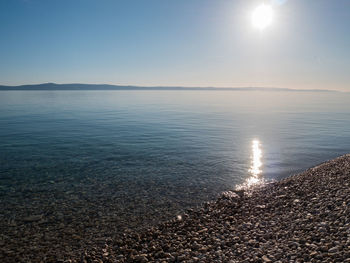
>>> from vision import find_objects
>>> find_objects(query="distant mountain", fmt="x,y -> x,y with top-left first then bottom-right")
0,83 -> 337,92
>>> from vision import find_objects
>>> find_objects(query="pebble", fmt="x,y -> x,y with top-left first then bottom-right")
262,255 -> 272,262
328,246 -> 339,253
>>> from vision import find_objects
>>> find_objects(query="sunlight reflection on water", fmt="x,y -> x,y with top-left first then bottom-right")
236,139 -> 265,190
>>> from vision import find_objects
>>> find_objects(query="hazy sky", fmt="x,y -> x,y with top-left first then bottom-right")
1,0 -> 349,90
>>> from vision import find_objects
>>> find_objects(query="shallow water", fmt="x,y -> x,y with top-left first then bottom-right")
1,90 -> 350,231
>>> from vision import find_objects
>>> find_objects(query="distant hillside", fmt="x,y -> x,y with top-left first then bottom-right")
0,83 -> 337,92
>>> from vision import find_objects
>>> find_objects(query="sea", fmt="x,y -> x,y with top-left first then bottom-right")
1,90 -> 350,233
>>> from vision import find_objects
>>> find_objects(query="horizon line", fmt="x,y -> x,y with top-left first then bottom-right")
0,82 -> 344,93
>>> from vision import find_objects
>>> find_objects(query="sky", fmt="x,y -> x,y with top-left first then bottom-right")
0,0 -> 349,91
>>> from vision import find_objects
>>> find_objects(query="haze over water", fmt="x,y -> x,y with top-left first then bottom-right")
1,90 -> 349,230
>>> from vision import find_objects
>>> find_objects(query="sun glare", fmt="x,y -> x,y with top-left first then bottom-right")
252,4 -> 274,30
236,139 -> 264,191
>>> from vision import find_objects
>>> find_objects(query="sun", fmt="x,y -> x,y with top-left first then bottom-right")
252,4 -> 274,30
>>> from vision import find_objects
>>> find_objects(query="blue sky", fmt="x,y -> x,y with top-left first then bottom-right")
0,0 -> 349,90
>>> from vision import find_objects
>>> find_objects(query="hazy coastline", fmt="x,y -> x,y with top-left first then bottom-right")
0,83 -> 339,92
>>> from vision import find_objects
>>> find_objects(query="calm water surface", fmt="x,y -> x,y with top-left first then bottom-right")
1,90 -> 350,231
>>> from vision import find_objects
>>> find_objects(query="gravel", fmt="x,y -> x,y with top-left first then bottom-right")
83,154 -> 350,262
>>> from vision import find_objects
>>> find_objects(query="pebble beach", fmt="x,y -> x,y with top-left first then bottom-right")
1,154 -> 350,262
84,154 -> 350,263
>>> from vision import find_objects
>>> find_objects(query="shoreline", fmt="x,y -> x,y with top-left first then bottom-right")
1,154 -> 349,262
82,154 -> 350,262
